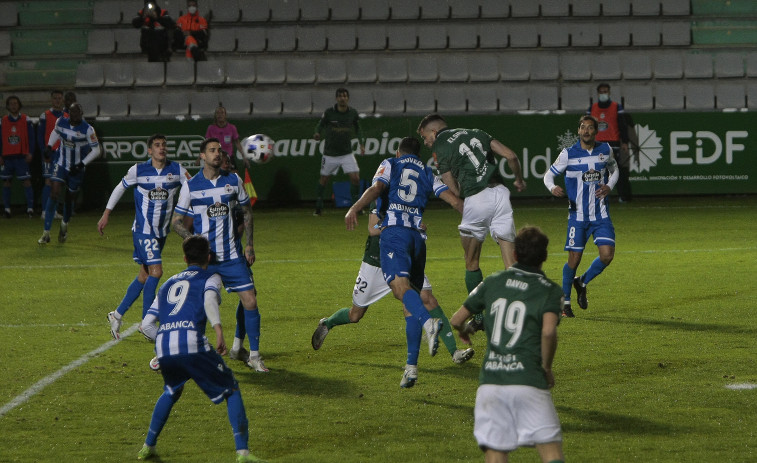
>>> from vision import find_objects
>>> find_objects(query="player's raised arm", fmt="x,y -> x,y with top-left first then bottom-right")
491,139 -> 526,192
345,181 -> 385,230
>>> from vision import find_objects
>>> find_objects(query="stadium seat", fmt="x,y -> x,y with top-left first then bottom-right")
540,23 -> 570,47
621,84 -> 654,111
373,88 -> 405,115
75,63 -> 105,88
0,32 -> 10,57
329,0 -> 360,20
573,2 -> 601,16
662,0 -> 690,15
509,23 -> 539,48
468,54 -> 500,82
266,27 -> 296,52
570,23 -> 601,47
226,59 -> 255,84
114,28 -> 142,54
684,53 -> 713,78
377,57 -> 408,83
93,1 -> 121,25
417,24 -> 448,49
450,0 -> 479,18
87,29 -> 115,54
407,55 -> 438,82
467,86 -> 498,112
128,92 -> 160,117
479,22 -> 509,48
602,0 -> 631,16
104,62 -> 135,87
327,25 -> 357,51
746,52 -> 757,77
747,84 -> 757,109
631,0 -> 660,15
255,58 -> 286,84
286,59 -> 316,84
346,57 -> 377,83
685,83 -> 715,110
360,0 -> 390,20
560,54 -> 592,81
159,92 -> 190,116
281,90 -> 313,116
542,0 -> 570,16
510,0 -> 540,17
252,92 -> 282,115
715,53 -> 745,78
0,1 -> 17,26
499,54 -> 530,81
357,25 -> 387,50
386,24 -> 417,50
76,93 -> 99,118
190,92 -> 221,115
498,85 -> 530,111
388,0 -> 419,19
419,0 -> 450,19
120,0 -> 144,24
600,22 -> 631,46
530,86 -> 559,110
662,22 -> 691,46
166,61 -> 195,85
631,21 -> 662,46
196,61 -> 226,85
207,28 -> 236,52
561,85 -> 591,111
235,28 -> 266,52
715,83 -> 746,109
652,53 -> 684,79
312,89 -> 337,113
591,54 -> 622,80
347,91 -> 374,113
296,25 -> 327,51
438,54 -> 468,82
209,0 -> 241,22
436,89 -> 467,113
654,83 -> 684,110
622,54 -> 652,79
530,54 -> 560,80
269,0 -> 299,21
134,62 -> 165,86
405,88 -> 436,114
300,0 -> 329,21
448,24 -> 479,49
480,0 -> 509,18
315,57 -> 347,83
239,0 -> 270,21
218,89 -> 251,116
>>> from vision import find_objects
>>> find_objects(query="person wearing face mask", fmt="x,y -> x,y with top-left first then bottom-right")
175,0 -> 208,61
587,83 -> 631,202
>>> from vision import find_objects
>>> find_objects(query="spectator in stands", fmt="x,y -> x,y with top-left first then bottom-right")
64,91 -> 77,108
175,0 -> 208,61
37,89 -> 67,220
587,83 -> 631,202
205,105 -> 248,169
133,1 -> 175,62
0,96 -> 35,218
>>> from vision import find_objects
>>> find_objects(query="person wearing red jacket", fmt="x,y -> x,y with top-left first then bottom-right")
0,96 -> 35,218
587,83 -> 631,202
175,0 -> 208,61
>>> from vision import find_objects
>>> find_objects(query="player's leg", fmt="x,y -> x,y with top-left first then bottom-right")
1,168 -> 11,216
140,360 -> 187,459
344,156 -> 361,206
484,450 -> 509,463
535,442 -> 564,463
574,221 -> 615,309
421,284 -> 473,363
401,307 -> 421,388
21,177 -> 34,217
39,176 -> 64,243
143,263 -> 163,318
238,289 -> 269,372
561,219 -> 588,316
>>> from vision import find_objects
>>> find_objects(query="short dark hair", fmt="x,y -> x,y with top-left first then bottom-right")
335,87 -> 349,97
183,235 -> 210,266
579,115 -> 598,131
5,95 -> 21,110
51,90 -> 63,97
147,133 -> 167,148
201,137 -> 220,153
64,91 -> 77,103
596,83 -> 610,92
514,226 -> 549,268
417,114 -> 446,132
398,137 -> 421,156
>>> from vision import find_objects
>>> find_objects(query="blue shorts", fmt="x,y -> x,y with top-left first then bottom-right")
379,226 -> 426,290
132,233 -> 167,266
208,256 -> 255,293
159,351 -> 239,404
565,217 -> 615,252
42,160 -> 54,178
50,162 -> 85,192
0,155 -> 31,180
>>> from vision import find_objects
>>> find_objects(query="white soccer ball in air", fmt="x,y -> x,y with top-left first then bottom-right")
243,134 -> 275,164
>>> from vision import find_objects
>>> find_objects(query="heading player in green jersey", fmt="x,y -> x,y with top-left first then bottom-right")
451,226 -> 564,463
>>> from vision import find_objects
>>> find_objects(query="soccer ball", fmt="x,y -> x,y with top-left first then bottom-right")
243,134 -> 275,164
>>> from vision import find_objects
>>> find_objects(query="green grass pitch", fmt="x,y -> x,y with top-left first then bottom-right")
1,195 -> 756,462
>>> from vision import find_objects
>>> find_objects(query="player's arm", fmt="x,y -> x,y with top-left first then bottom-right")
450,305 -> 474,345
541,311 -> 559,388
543,148 -> 568,197
367,210 -> 381,236
346,181 -> 385,231
597,148 -> 620,199
172,211 -> 192,239
98,167 -> 136,234
241,201 -> 255,266
440,171 -> 460,197
354,113 -> 365,154
491,139 -> 526,192
438,188 -> 463,214
204,288 -> 226,355
313,112 -> 326,140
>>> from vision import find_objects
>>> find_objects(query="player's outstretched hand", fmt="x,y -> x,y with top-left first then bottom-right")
514,178 -> 527,192
595,184 -> 611,199
544,368 -> 555,388
244,246 -> 255,266
550,186 -> 565,197
97,214 -> 109,235
69,161 -> 85,176
345,209 -> 358,230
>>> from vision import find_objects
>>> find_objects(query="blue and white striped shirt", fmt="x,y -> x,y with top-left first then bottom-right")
48,117 -> 99,170
122,160 -> 188,238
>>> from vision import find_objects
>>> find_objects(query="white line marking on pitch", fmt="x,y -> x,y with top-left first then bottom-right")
0,323 -> 140,418
0,323 -> 92,328
724,383 -> 757,390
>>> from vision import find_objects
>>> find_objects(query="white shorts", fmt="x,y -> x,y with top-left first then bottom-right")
320,154 -> 360,177
352,262 -> 432,308
474,384 -> 562,452
458,184 -> 515,243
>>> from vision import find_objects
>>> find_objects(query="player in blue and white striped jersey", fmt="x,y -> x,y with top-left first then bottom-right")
543,115 -> 619,318
98,134 -> 190,340
345,137 -> 463,386
172,138 -> 269,373
137,235 -> 264,463
38,103 -> 100,245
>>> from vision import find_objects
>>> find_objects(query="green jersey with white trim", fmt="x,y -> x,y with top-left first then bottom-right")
314,105 -> 364,157
433,127 -> 501,198
463,263 -> 563,389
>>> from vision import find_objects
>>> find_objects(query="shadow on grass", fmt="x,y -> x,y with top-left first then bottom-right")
557,405 -> 691,435
235,367 -> 355,397
588,316 -> 757,336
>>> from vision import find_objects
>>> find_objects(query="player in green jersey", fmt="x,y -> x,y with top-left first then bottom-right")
451,226 -> 564,463
313,88 -> 365,216
417,114 -> 526,333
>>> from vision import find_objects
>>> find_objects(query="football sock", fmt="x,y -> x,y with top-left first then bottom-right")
63,199 -> 73,223
23,185 -> 33,210
41,185 -> 50,213
582,257 -> 608,285
562,263 -> 577,301
232,337 -> 243,352
43,198 -> 57,230
2,186 -> 10,210
316,183 -> 325,209
402,290 -> 430,324
429,306 -> 457,356
325,307 -> 352,329
350,182 -> 360,205
142,276 -> 160,319
235,302 -> 246,340
404,315 -> 421,366
244,308 -> 261,351
145,389 -> 181,447
116,277 -> 145,316
464,269 -> 483,294
226,390 -> 250,451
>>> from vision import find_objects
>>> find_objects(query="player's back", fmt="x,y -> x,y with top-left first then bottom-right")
380,154 -> 445,230
433,128 -> 497,198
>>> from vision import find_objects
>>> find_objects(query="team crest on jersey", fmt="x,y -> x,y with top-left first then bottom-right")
224,184 -> 233,194
598,153 -> 606,162
207,202 -> 229,218
582,169 -> 601,184
166,173 -> 175,182
148,187 -> 169,201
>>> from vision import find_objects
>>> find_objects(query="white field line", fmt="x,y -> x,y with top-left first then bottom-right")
0,323 -> 140,418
